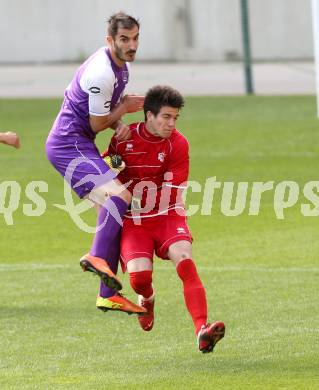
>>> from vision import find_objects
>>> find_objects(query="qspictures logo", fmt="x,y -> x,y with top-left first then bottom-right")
1,178 -> 318,229
0,158 -> 318,231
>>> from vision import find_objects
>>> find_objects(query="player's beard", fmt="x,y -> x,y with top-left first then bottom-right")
114,43 -> 136,63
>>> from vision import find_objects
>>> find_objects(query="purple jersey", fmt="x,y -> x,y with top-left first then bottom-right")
50,47 -> 130,141
46,47 -> 129,198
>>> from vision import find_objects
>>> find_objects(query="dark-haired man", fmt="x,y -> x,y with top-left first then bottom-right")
103,85 -> 225,353
46,12 -> 145,315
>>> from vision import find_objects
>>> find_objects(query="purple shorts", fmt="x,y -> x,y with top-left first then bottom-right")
45,135 -> 116,198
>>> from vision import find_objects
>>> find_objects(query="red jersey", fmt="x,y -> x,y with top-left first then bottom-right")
107,122 -> 189,218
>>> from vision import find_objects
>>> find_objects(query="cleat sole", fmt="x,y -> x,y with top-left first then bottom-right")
97,306 -> 138,315
80,259 -> 122,291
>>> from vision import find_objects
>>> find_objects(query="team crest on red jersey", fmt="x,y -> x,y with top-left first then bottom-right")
158,152 -> 166,162
126,143 -> 133,151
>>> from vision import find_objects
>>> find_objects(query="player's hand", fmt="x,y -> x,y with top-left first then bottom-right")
2,132 -> 20,148
122,94 -> 145,113
114,122 -> 131,140
104,154 -> 126,173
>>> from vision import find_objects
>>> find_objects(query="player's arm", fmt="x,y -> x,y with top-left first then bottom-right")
89,95 -> 144,134
166,137 -> 189,186
0,132 -> 20,149
80,65 -> 144,136
162,137 -> 189,207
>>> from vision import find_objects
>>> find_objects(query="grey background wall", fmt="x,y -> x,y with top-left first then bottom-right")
0,0 -> 314,63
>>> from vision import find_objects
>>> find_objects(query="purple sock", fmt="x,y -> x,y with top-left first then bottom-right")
90,196 -> 128,298
99,233 -> 121,298
90,195 -> 127,260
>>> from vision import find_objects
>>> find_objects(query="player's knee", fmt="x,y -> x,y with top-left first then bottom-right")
89,181 -> 131,204
107,182 -> 131,203
180,251 -> 192,261
168,240 -> 192,265
119,188 -> 131,204
172,253 -> 192,268
127,257 -> 152,273
170,250 -> 192,267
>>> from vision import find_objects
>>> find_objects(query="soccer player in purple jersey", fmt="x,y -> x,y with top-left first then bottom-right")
46,12 -> 146,315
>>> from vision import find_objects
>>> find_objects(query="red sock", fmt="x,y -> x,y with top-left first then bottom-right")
129,271 -> 153,299
176,259 -> 207,334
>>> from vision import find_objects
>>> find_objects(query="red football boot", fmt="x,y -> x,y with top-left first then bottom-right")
137,294 -> 155,331
197,321 -> 225,353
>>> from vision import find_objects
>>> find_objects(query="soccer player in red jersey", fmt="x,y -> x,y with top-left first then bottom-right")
103,85 -> 225,353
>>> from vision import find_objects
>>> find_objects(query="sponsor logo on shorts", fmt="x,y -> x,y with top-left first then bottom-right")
177,227 -> 186,234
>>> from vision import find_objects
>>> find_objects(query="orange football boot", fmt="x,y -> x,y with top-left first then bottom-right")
80,254 -> 122,291
96,294 -> 147,315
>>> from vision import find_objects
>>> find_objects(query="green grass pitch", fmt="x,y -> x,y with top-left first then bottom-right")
0,96 -> 318,389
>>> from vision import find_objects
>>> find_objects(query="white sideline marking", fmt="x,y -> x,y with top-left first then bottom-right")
0,264 -> 318,273
0,264 -> 73,271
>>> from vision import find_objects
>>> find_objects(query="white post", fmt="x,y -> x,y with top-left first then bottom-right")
312,0 -> 319,117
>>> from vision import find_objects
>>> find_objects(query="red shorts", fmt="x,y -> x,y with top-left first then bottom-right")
120,214 -> 192,270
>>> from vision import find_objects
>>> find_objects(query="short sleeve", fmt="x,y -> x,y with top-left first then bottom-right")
167,135 -> 189,186
80,61 -> 115,116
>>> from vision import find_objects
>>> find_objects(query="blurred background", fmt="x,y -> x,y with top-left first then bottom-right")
1,3 -> 319,388
0,0 -> 316,96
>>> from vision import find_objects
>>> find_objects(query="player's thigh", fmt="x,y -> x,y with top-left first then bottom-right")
167,240 -> 193,267
155,215 -> 192,260
46,137 -> 118,199
88,178 -> 131,205
120,219 -> 155,272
